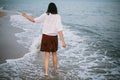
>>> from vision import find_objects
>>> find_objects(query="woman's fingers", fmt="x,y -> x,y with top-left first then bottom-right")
62,42 -> 66,48
22,13 -> 26,17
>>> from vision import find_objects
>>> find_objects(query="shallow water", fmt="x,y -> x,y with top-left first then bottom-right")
0,0 -> 120,80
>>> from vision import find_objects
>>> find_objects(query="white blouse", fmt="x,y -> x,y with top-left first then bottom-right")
34,13 -> 63,36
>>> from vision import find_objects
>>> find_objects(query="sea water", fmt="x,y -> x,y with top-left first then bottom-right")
0,0 -> 120,80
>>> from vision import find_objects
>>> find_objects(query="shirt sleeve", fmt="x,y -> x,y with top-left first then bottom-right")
34,13 -> 46,23
57,15 -> 63,32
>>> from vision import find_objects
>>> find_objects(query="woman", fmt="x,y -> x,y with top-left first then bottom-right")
22,2 -> 66,76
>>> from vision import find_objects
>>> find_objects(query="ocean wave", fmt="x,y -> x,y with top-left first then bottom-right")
63,22 -> 101,36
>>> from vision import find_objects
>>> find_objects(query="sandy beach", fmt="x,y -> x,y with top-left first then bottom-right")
0,11 -> 28,64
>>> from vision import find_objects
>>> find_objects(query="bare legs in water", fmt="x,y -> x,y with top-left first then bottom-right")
44,52 -> 58,76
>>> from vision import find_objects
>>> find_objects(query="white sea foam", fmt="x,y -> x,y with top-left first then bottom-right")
10,14 -> 42,48
8,13 -> 97,79
9,14 -> 110,79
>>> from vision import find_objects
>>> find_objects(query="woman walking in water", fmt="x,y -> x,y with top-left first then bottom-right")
22,2 -> 66,76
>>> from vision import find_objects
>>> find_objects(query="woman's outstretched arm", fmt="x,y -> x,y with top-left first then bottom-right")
22,13 -> 35,23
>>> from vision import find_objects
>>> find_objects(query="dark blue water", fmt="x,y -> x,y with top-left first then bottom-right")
0,0 -> 120,80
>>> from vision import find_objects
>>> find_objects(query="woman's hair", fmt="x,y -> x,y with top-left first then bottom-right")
46,2 -> 58,15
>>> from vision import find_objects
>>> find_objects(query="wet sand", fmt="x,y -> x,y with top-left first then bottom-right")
0,11 -> 28,64
0,11 -> 6,17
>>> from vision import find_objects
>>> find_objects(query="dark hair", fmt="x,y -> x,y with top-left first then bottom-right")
46,2 -> 58,15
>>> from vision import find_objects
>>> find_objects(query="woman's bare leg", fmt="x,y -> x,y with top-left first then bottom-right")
44,52 -> 50,75
52,52 -> 58,71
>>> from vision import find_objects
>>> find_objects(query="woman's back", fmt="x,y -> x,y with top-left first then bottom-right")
43,13 -> 62,35
35,13 -> 63,36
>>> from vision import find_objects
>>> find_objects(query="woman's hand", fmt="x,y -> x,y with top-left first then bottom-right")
62,41 -> 66,48
22,13 -> 27,17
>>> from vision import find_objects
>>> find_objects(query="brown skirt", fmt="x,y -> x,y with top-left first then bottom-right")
40,34 -> 58,52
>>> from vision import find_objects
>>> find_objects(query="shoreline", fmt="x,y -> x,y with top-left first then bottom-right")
0,11 -> 29,64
